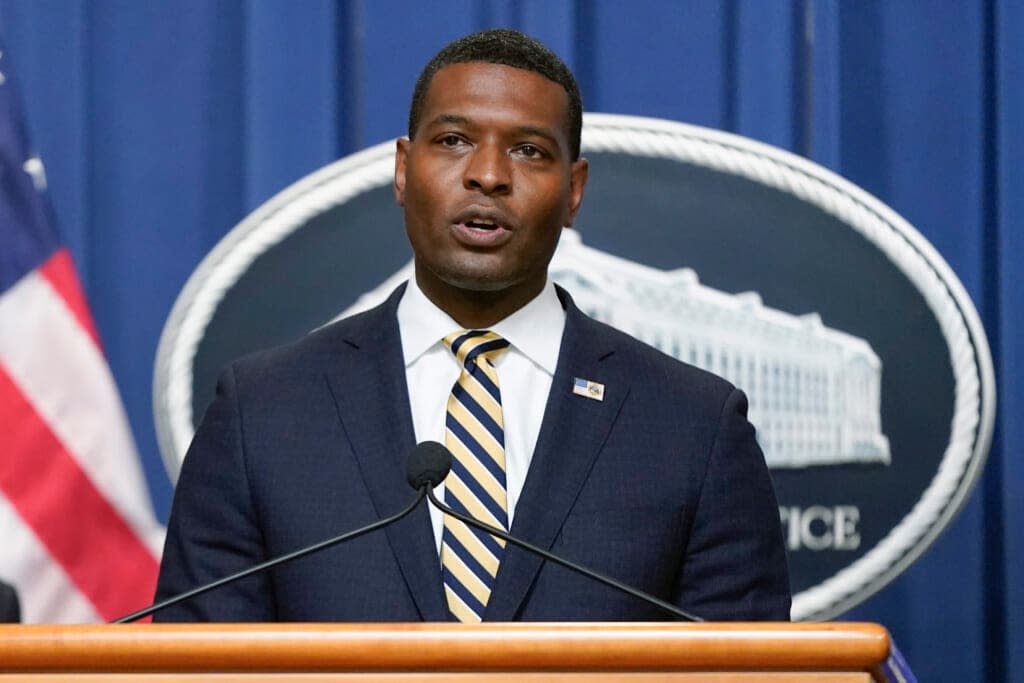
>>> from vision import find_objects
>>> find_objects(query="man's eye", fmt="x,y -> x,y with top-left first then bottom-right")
440,135 -> 464,147
518,144 -> 543,158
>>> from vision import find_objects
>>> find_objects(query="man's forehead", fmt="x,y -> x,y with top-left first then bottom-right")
417,62 -> 571,132
425,61 -> 564,95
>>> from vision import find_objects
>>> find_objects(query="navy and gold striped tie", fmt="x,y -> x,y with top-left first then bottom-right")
441,330 -> 511,622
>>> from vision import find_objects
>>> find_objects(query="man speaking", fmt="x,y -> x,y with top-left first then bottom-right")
154,29 -> 790,622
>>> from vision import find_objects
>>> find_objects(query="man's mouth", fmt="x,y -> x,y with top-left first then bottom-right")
453,206 -> 511,232
451,210 -> 513,247
464,218 -> 500,230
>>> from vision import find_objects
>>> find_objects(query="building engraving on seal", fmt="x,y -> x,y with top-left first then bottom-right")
340,229 -> 891,470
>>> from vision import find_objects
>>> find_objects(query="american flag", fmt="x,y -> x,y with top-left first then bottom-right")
0,43 -> 163,622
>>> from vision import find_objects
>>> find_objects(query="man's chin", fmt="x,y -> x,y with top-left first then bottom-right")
444,273 -> 516,292
417,263 -> 542,297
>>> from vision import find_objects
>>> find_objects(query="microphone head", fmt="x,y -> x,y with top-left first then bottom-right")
407,441 -> 452,490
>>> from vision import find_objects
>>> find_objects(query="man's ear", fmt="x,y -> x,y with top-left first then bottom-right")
394,138 -> 410,206
564,157 -> 589,227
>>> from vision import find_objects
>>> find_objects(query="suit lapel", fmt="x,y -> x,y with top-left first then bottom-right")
324,285 -> 448,621
486,293 -> 631,620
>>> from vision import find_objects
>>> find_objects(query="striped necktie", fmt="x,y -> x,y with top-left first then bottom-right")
441,329 -> 511,622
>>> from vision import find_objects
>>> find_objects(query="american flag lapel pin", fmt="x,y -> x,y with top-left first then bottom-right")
572,377 -> 605,401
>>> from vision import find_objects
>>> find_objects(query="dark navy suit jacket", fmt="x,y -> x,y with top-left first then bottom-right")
0,580 -> 20,623
154,286 -> 790,622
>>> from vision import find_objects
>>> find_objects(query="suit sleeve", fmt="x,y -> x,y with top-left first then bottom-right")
674,387 -> 791,621
0,580 -> 20,623
153,364 -> 276,621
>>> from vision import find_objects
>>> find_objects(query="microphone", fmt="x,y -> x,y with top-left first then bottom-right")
115,443 -> 450,623
420,442 -> 702,622
406,440 -> 453,490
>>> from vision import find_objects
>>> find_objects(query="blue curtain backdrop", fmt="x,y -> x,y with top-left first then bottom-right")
1,1 -> 1019,679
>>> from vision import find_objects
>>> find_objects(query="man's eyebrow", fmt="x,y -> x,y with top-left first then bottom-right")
423,116 -> 562,148
425,117 -> 556,138
515,125 -> 558,143
427,114 -> 470,127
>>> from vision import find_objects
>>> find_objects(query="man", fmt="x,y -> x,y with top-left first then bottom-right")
154,29 -> 790,622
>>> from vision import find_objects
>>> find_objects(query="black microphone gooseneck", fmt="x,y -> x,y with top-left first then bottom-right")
114,443 -> 452,623
420,442 -> 702,623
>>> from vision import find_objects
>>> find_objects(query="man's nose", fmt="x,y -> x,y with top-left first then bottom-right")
464,144 -> 511,195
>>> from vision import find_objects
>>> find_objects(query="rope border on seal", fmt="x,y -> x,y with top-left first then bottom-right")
152,113 -> 996,622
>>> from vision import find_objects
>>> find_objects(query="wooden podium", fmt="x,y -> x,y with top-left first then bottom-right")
0,622 -> 891,681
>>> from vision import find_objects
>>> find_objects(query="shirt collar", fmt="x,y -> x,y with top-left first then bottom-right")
397,277 -> 565,375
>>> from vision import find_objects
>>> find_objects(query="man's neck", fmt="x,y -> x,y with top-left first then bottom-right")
415,272 -> 546,329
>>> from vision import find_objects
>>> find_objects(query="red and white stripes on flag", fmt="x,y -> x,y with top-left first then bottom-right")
1,43 -> 164,622
0,250 -> 164,622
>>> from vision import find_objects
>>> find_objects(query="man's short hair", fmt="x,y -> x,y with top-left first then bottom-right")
408,28 -> 584,160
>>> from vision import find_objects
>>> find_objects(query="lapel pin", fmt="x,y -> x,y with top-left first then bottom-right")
573,377 -> 605,401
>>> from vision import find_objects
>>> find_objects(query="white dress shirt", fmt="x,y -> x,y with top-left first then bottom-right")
396,277 -> 566,553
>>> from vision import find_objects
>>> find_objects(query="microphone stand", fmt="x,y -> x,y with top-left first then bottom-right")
116,486 -> 430,623
426,488 -> 702,622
